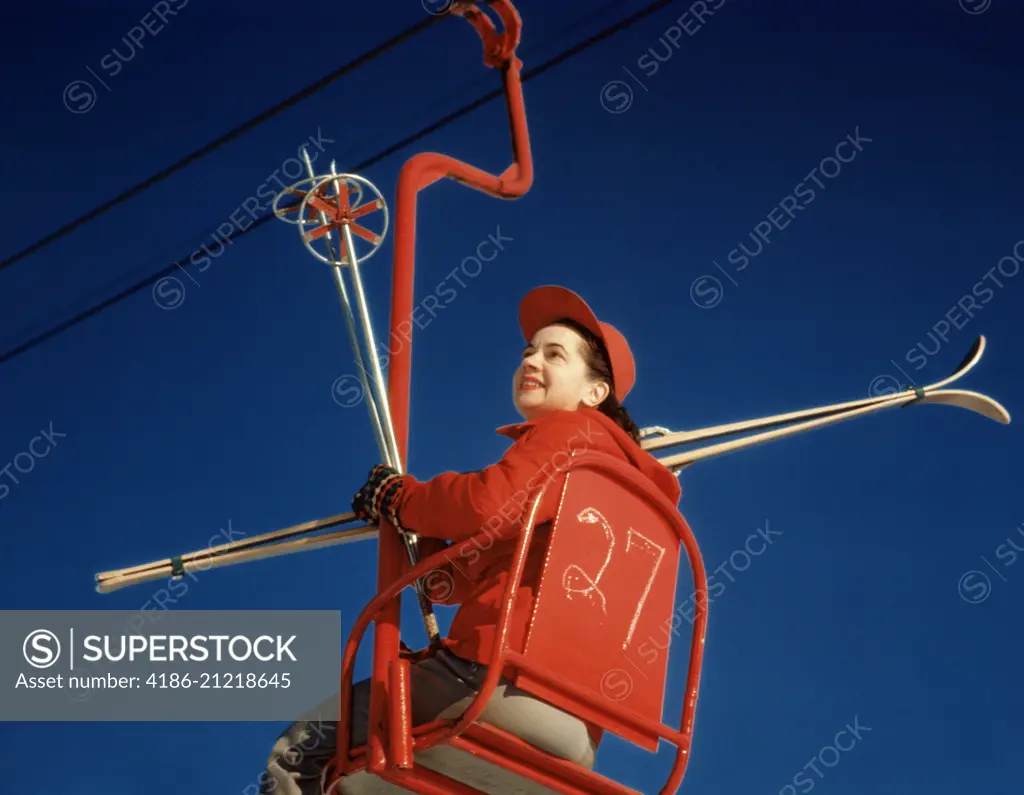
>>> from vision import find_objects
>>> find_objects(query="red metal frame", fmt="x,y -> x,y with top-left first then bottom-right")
368,0 -> 534,781
326,452 -> 709,794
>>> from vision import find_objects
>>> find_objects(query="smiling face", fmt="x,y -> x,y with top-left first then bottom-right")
512,323 -> 611,421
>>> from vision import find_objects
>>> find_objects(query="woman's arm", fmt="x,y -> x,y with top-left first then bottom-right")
395,410 -> 604,544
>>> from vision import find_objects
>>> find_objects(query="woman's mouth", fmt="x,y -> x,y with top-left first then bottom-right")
519,376 -> 543,391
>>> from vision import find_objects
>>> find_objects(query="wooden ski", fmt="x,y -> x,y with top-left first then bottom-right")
640,336 -> 991,454
658,387 -> 1008,472
94,337 -> 1009,594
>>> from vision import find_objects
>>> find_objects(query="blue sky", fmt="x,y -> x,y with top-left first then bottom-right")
1,0 -> 1022,793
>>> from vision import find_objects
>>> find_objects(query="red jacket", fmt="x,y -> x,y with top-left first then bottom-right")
394,408 -> 681,743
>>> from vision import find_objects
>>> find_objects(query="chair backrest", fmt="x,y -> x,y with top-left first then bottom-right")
511,451 -> 703,753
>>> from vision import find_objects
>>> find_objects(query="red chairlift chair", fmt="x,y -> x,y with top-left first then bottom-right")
323,2 -> 708,791
325,450 -> 709,794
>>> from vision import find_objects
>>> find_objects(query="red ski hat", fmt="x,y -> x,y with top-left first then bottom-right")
518,285 -> 636,402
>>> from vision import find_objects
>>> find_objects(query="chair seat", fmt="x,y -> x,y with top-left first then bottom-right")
339,743 -> 565,795
338,721 -> 637,795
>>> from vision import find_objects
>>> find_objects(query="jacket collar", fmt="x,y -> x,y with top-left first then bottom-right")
495,407 -> 602,441
495,419 -> 537,441
496,409 -> 683,506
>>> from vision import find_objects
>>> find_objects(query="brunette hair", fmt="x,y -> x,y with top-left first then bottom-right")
555,317 -> 643,445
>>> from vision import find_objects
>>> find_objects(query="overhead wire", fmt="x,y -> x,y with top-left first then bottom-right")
0,0 -> 621,360
0,12 -> 445,274
0,6 -> 528,359
0,0 -> 678,368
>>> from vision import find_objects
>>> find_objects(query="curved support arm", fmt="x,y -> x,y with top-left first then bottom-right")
371,0 -> 535,777
387,0 -> 532,465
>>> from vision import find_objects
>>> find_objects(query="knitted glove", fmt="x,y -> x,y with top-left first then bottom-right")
352,464 -> 405,529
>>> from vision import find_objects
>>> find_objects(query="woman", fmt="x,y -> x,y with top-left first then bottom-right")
259,285 -> 681,794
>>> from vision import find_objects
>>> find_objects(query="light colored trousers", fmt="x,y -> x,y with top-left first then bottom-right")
257,649 -> 597,795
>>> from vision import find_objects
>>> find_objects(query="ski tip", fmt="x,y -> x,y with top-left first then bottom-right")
968,392 -> 1010,424
986,399 -> 1012,425
949,336 -> 985,377
918,388 -> 1010,425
